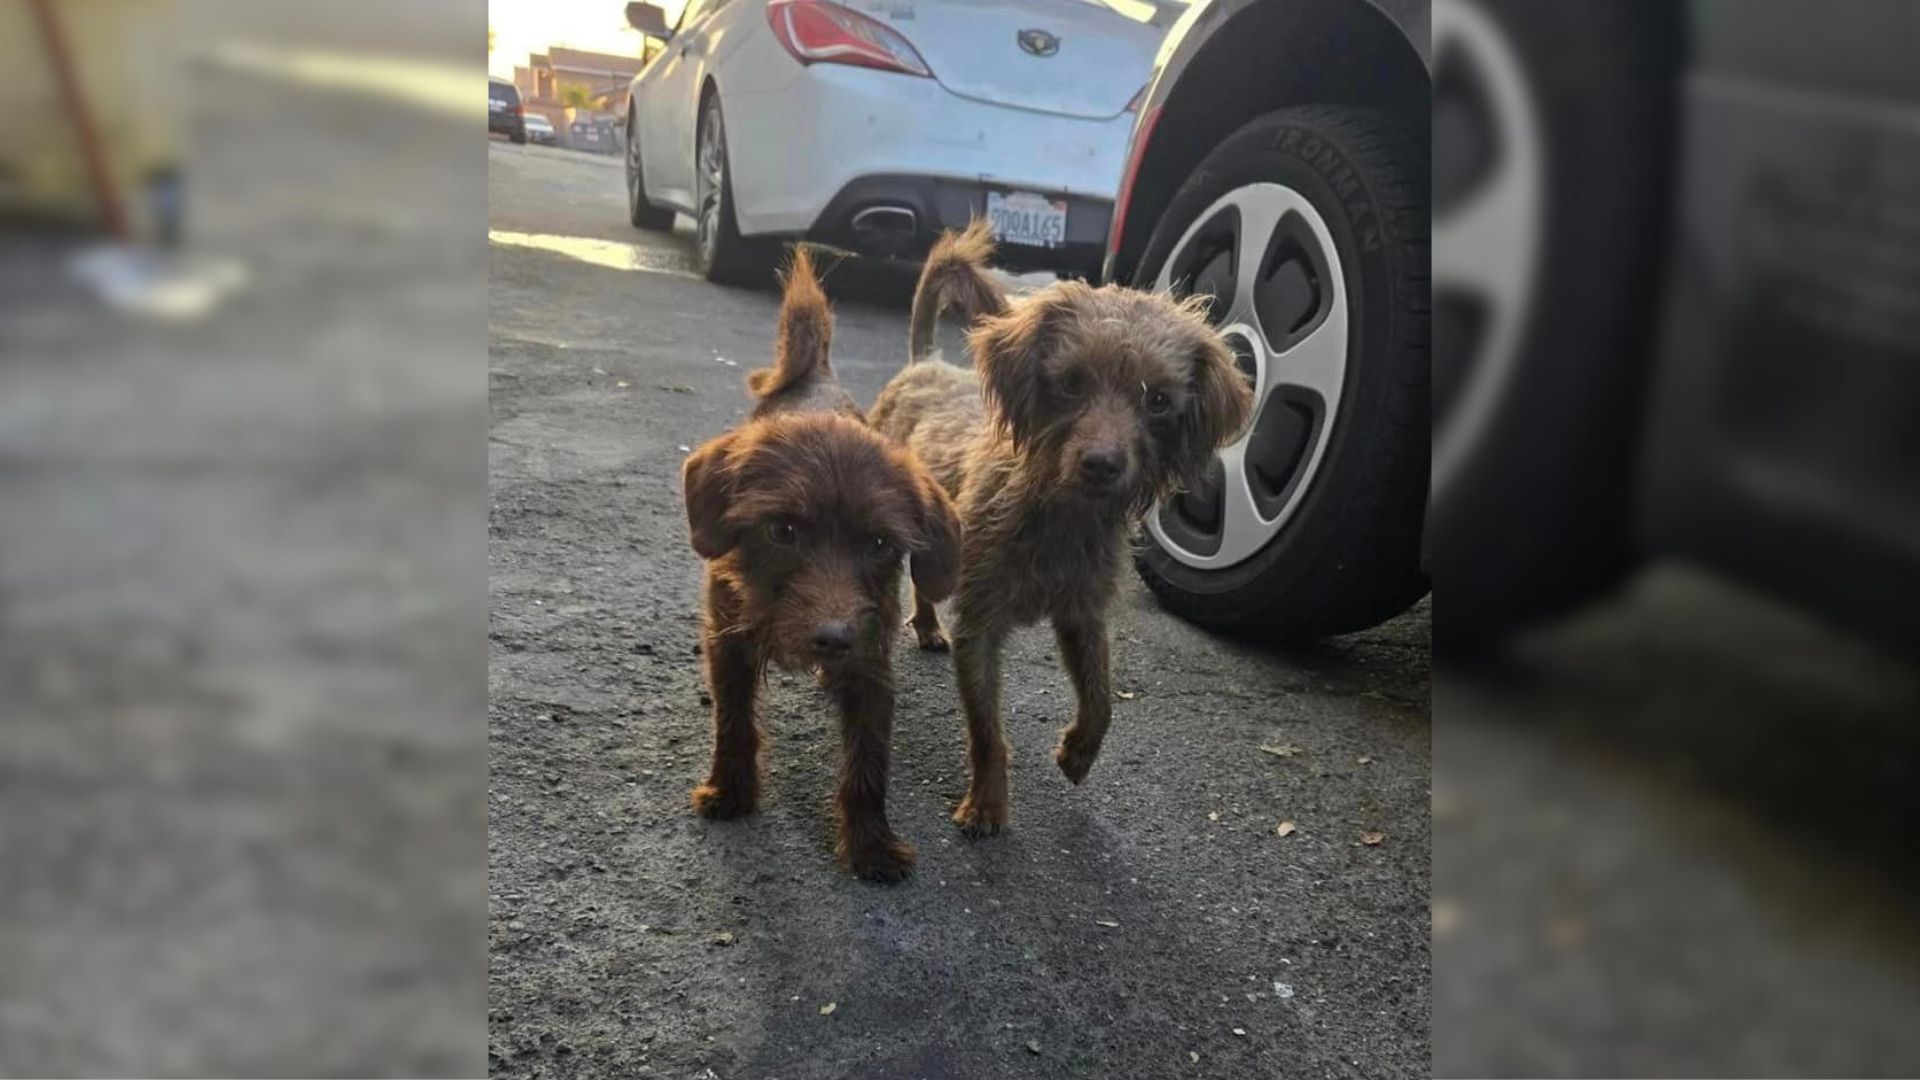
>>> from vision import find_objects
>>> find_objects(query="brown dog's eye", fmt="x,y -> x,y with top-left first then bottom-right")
1144,388 -> 1174,416
1056,372 -> 1086,398
765,522 -> 797,546
868,535 -> 894,558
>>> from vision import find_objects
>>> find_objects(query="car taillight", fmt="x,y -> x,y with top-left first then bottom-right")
1107,102 -> 1161,261
767,0 -> 932,78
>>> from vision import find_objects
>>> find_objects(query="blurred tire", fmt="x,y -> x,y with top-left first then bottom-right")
626,105 -> 677,231
1427,0 -> 1682,653
1132,105 -> 1430,642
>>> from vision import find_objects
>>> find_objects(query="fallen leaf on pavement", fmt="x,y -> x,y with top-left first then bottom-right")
1356,755 -> 1373,765
1360,831 -> 1384,846
1026,1040 -> 1043,1055
819,1001 -> 836,1015
712,932 -> 735,946
1114,689 -> 1136,700
1094,919 -> 1120,928
1189,1051 -> 1200,1063
1275,821 -> 1297,837
1258,744 -> 1304,757
1232,1027 -> 1247,1037
615,380 -> 630,388
1207,811 -> 1220,822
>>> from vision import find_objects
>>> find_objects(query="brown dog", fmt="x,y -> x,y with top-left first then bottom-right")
681,250 -> 961,880
870,223 -> 1251,835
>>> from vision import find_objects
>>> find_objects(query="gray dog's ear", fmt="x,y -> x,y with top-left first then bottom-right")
1176,319 -> 1254,486
682,430 -> 742,559
907,464 -> 962,603
970,284 -> 1085,445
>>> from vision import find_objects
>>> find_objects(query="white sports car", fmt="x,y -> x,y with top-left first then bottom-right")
621,0 -> 1176,283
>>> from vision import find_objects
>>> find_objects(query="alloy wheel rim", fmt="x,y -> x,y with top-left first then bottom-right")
697,105 -> 724,262
1429,0 -> 1545,502
627,115 -> 642,210
1148,182 -> 1349,570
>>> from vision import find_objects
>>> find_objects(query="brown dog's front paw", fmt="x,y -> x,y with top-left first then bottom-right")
841,834 -> 916,883
689,783 -> 757,819
952,792 -> 1009,837
1054,735 -> 1101,785
915,624 -> 950,652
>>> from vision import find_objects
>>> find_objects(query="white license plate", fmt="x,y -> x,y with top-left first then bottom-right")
986,190 -> 1068,249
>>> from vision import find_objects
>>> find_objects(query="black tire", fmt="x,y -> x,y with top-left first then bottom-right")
1427,0 -> 1680,653
693,92 -> 776,287
626,106 -> 677,231
1131,105 -> 1430,642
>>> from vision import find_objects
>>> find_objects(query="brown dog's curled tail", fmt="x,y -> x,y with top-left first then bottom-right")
747,246 -> 832,398
907,220 -> 1009,364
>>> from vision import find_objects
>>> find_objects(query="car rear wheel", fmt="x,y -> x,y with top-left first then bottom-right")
693,93 -> 775,286
1133,105 -> 1430,642
626,107 -> 677,231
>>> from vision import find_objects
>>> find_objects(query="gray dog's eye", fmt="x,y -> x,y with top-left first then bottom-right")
1056,372 -> 1086,398
1144,388 -> 1174,416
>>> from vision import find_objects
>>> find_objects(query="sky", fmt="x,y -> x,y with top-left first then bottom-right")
488,0 -> 687,78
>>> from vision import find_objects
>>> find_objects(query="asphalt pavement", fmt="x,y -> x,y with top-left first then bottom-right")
1,6 -> 483,1074
487,140 -> 1432,1080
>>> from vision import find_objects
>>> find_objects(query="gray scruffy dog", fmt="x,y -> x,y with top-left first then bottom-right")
870,222 -> 1251,835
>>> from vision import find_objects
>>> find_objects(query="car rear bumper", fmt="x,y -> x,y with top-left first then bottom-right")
807,174 -> 1109,274
723,63 -> 1131,265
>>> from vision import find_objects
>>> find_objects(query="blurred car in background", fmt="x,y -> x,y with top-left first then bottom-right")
568,117 -> 620,154
1425,0 -> 1920,655
523,112 -> 555,145
1103,0 -> 1431,642
489,77 -> 527,144
622,0 -> 1179,284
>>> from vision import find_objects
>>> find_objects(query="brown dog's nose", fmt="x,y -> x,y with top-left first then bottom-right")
1079,448 -> 1125,485
811,621 -> 856,654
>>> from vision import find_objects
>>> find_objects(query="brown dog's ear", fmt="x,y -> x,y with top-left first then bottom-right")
969,284 -> 1084,445
1176,327 -> 1255,486
907,465 -> 962,602
682,431 -> 742,559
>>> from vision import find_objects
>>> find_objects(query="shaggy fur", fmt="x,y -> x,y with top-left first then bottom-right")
870,222 -> 1252,834
683,248 -> 962,880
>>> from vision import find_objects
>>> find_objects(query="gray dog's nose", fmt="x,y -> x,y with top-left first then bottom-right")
811,621 -> 856,653
1079,448 -> 1125,484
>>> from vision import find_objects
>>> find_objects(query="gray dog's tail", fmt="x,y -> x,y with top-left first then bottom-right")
908,220 -> 1008,364
747,246 -> 832,399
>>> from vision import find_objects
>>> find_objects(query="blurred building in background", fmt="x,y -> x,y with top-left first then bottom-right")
514,46 -> 645,150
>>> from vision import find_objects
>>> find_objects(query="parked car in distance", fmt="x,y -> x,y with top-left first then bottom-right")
568,119 -> 616,154
1104,0 -> 1431,643
622,0 -> 1179,284
489,77 -> 527,144
523,112 -> 555,145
